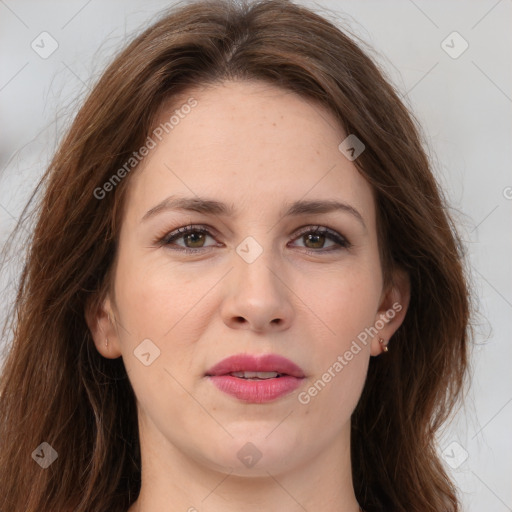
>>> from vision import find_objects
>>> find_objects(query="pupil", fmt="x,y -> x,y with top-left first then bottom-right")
305,233 -> 324,249
186,232 -> 205,247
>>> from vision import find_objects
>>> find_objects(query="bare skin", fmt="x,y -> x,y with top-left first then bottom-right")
87,80 -> 409,512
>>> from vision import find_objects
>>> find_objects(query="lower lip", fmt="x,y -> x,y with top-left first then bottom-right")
207,375 -> 303,403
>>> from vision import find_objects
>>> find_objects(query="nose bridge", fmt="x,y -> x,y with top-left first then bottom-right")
234,233 -> 282,296
221,233 -> 293,331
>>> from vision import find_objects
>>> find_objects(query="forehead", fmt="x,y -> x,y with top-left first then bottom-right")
124,80 -> 375,227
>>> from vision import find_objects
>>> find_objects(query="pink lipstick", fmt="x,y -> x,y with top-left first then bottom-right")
205,353 -> 305,403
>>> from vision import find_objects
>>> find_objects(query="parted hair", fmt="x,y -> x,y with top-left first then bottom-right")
0,1 -> 471,510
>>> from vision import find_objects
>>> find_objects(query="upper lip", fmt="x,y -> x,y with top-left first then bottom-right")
205,353 -> 305,378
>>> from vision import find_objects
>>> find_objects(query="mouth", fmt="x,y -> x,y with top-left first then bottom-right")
205,353 -> 305,403
205,353 -> 306,379
226,371 -> 285,380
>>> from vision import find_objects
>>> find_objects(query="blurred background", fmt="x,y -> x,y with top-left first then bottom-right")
1,1 -> 511,510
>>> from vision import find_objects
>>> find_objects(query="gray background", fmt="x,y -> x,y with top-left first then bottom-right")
1,1 -> 511,510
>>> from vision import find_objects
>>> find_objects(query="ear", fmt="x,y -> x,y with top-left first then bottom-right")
370,268 -> 410,356
84,293 -> 122,359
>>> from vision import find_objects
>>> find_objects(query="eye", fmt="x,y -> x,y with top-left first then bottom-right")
289,225 -> 350,253
156,225 -> 220,253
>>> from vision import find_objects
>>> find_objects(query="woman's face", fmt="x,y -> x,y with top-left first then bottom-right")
91,80 -> 408,477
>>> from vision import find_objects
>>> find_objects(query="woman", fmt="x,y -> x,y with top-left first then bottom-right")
0,0 -> 471,511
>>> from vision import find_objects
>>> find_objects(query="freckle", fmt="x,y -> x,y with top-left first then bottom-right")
272,122 -> 276,127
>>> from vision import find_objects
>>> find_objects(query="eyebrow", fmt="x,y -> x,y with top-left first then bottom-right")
141,195 -> 366,229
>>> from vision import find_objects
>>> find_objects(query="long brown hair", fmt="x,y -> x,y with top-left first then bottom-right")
0,1 -> 471,510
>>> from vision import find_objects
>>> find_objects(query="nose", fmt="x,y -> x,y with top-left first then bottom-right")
220,246 -> 294,333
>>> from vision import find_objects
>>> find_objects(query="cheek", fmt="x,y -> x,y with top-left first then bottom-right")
292,266 -> 379,413
113,252 -> 206,339
112,252 -> 223,392
112,256 -> 204,405
301,264 -> 381,345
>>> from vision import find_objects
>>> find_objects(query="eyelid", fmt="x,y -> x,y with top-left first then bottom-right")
156,224 -> 220,248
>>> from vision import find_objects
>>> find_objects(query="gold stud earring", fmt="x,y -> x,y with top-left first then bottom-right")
379,337 -> 389,352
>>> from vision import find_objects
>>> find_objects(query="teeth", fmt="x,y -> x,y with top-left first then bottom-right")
230,371 -> 280,379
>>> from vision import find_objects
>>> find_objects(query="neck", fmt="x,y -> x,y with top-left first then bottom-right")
128,417 -> 361,512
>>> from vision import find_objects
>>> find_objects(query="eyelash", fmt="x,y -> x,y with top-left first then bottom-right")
154,224 -> 351,255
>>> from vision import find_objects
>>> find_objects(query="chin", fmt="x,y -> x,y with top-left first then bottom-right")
199,432 -> 305,476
